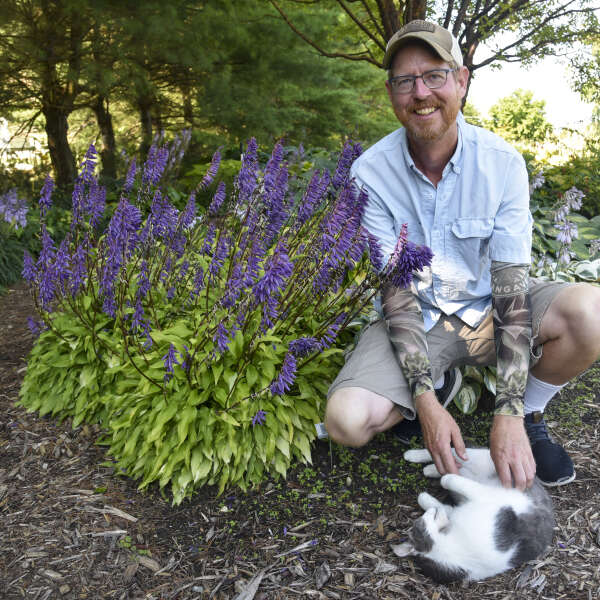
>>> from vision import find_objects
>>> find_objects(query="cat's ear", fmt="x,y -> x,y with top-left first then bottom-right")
403,448 -> 432,463
390,541 -> 416,557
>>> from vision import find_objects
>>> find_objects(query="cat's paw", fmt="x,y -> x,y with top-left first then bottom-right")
440,473 -> 461,489
423,463 -> 441,478
403,448 -> 432,463
417,491 -> 442,511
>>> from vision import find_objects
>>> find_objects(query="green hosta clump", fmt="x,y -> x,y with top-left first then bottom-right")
19,137 -> 432,503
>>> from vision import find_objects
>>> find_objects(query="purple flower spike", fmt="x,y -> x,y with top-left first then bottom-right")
208,181 -> 226,216
200,149 -> 221,190
22,251 -> 37,282
332,140 -> 354,189
237,138 -> 259,201
39,175 -> 54,218
252,410 -> 267,426
213,322 -> 231,354
124,158 -> 137,194
143,144 -> 169,186
288,337 -> 319,357
319,313 -> 347,350
162,343 -> 180,381
270,352 -> 297,396
263,142 -> 284,193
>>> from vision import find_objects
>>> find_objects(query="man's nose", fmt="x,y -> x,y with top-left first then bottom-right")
413,76 -> 432,99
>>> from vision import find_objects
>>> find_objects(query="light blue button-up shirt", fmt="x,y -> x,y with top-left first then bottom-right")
352,113 -> 533,331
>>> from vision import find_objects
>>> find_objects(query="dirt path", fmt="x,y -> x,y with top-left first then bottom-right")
1,282 -> 599,599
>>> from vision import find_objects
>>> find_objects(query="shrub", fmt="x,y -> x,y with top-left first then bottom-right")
18,137 -> 431,503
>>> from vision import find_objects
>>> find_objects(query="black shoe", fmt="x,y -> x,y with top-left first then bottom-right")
391,368 -> 462,444
435,367 -> 462,408
525,411 -> 575,487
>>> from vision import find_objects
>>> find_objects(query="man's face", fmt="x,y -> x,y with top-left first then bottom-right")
386,43 -> 468,144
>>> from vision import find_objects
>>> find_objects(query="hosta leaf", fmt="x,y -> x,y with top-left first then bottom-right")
453,383 -> 481,415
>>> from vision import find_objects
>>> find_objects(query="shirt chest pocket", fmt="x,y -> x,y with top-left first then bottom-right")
449,217 -> 494,266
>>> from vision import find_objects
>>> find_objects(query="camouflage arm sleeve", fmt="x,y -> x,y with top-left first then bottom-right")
382,284 -> 434,400
491,261 -> 532,417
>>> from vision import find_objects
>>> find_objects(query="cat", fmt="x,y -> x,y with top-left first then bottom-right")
391,448 -> 555,583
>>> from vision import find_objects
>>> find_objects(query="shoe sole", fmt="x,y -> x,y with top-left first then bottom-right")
441,367 -> 463,408
537,470 -> 576,487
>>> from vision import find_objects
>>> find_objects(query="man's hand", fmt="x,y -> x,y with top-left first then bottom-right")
415,391 -> 467,476
490,414 -> 536,490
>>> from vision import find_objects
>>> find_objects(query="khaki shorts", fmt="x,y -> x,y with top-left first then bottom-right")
327,279 -> 570,419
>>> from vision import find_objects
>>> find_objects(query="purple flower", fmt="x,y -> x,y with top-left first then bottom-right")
53,239 -> 71,287
79,145 -> 98,183
386,230 -> 433,288
124,158 -> 137,194
22,251 -> 37,282
208,181 -> 226,216
130,299 -> 147,333
200,149 -> 221,190
70,240 -> 88,295
149,191 -> 179,240
38,175 -> 54,217
263,142 -> 284,193
237,138 -> 259,201
143,144 -> 169,186
270,352 -> 297,395
252,410 -> 267,426
208,234 -> 230,284
297,170 -> 330,227
288,337 -> 319,357
191,266 -> 205,299
86,180 -> 106,228
555,220 -> 578,245
0,188 -> 28,228
162,344 -> 180,381
182,192 -> 197,228
319,313 -> 347,350
213,322 -> 231,354
254,242 -> 293,302
366,230 -> 384,271
563,187 -> 584,211
136,261 -> 151,298
27,317 -> 45,338
263,164 -> 289,247
37,225 -> 56,269
332,140 -> 354,189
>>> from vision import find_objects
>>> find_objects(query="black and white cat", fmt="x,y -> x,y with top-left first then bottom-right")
392,448 -> 555,583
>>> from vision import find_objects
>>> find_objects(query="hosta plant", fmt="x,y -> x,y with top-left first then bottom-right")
19,137 -> 431,503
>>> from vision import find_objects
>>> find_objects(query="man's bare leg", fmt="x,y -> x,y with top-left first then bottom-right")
324,387 -> 404,447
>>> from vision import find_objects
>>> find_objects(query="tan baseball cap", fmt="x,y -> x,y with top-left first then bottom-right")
382,20 -> 463,70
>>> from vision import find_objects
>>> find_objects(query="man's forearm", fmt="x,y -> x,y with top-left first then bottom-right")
382,284 -> 434,400
491,262 -> 532,417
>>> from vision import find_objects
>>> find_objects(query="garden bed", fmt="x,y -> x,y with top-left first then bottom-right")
1,281 -> 599,600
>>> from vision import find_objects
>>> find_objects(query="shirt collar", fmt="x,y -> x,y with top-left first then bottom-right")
401,111 -> 465,176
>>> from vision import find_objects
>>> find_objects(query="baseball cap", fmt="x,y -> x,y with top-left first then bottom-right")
382,20 -> 463,70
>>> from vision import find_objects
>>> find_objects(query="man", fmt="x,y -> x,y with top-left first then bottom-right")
325,20 -> 600,490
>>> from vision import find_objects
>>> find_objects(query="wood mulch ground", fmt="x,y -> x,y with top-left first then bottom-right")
1,281 -> 599,600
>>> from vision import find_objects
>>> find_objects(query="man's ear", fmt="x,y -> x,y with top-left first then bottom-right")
385,79 -> 393,102
456,65 -> 469,99
390,541 -> 416,557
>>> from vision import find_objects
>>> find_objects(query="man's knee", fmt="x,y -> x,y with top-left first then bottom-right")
559,284 -> 600,354
325,386 -> 395,447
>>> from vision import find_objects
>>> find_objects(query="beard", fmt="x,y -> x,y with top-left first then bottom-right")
400,96 -> 461,142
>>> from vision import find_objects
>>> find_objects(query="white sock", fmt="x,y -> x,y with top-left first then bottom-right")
523,373 -> 565,414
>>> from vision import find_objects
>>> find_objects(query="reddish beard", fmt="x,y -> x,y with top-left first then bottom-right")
403,99 -> 461,141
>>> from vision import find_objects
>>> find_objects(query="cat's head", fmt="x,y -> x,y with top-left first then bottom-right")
392,507 -> 468,583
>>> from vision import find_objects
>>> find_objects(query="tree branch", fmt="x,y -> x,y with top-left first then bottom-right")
336,0 -> 386,50
269,0 -> 380,65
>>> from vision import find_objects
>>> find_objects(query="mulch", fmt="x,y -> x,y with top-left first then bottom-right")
1,281 -> 599,600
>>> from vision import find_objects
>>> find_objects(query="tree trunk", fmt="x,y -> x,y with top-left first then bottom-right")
91,95 -> 117,180
138,97 -> 153,156
43,105 -> 77,187
403,0 -> 427,24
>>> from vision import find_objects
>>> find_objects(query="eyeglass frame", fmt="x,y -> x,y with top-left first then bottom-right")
387,68 -> 458,94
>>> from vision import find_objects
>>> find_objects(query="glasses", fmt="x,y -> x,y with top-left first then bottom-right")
388,68 -> 456,94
